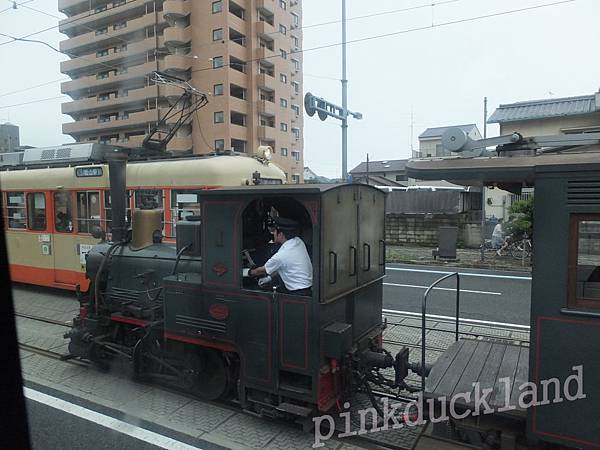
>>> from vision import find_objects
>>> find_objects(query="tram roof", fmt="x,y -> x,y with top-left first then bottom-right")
201,183 -> 382,196
406,147 -> 600,187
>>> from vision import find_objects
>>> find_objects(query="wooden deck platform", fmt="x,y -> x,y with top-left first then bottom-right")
424,338 -> 529,418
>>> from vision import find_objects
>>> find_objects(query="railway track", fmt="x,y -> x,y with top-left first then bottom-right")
16,312 -> 73,328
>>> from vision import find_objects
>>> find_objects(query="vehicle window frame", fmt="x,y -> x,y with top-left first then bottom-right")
26,192 -> 47,231
5,191 -> 27,230
53,191 -> 74,234
568,213 -> 600,310
76,190 -> 101,234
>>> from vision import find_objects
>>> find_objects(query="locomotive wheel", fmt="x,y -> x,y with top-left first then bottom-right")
183,349 -> 231,401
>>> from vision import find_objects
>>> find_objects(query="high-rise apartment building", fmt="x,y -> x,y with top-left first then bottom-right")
59,0 -> 304,182
0,123 -> 20,153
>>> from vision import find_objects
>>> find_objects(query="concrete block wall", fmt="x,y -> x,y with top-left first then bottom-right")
385,212 -> 482,248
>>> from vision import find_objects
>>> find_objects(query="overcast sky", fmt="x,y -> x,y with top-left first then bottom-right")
0,0 -> 598,178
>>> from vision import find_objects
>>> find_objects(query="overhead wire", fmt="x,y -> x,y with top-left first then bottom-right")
0,0 -> 578,110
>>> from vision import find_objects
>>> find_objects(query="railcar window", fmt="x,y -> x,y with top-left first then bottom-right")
53,192 -> 73,233
6,192 -> 26,229
569,216 -> 600,309
77,191 -> 101,234
170,190 -> 202,237
26,192 -> 46,231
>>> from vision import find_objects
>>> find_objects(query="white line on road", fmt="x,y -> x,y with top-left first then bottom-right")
386,266 -> 531,281
383,282 -> 501,296
23,387 -> 201,450
382,309 -> 531,330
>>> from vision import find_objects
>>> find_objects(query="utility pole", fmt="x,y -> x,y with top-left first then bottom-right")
366,153 -> 370,185
341,0 -> 348,182
480,96 -> 488,261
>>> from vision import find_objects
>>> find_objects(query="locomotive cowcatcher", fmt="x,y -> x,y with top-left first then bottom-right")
66,156 -> 418,419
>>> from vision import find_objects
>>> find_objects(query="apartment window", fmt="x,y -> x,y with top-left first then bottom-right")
280,123 -> 288,132
259,37 -> 274,51
229,1 -> 245,20
279,0 -> 287,10
213,28 -> 223,41
212,1 -> 222,13
292,150 -> 300,161
230,56 -> 246,73
292,127 -> 301,139
95,27 -> 108,36
113,21 -> 127,30
291,12 -> 299,27
6,191 -> 26,229
281,147 -> 288,156
280,73 -> 287,83
260,89 -> 274,102
214,139 -> 225,150
279,24 -> 287,35
96,49 -> 109,57
98,93 -> 110,101
280,49 -> 287,59
212,56 -> 224,68
292,35 -> 300,48
96,71 -> 110,80
213,84 -> 224,96
231,139 -> 247,153
260,115 -> 275,127
230,84 -> 247,100
292,59 -> 300,71
280,98 -> 288,108
291,104 -> 300,115
291,81 -> 300,94
231,111 -> 247,127
95,4 -> 107,13
113,0 -> 126,7
292,174 -> 300,184
114,44 -> 127,53
214,111 -> 225,123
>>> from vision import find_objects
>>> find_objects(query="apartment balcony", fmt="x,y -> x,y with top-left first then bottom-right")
59,0 -> 147,36
63,109 -> 162,136
255,47 -> 275,65
61,85 -> 157,115
163,54 -> 192,74
256,0 -> 275,15
164,26 -> 192,47
258,125 -> 277,140
256,20 -> 275,38
60,36 -> 163,75
58,0 -> 90,15
60,14 -> 157,55
166,136 -> 193,152
257,73 -> 275,91
257,100 -> 276,117
163,0 -> 191,21
61,61 -> 160,95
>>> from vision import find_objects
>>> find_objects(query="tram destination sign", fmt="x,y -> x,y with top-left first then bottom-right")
75,167 -> 103,178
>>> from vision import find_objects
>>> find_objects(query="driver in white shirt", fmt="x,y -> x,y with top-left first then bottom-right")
248,217 -> 312,295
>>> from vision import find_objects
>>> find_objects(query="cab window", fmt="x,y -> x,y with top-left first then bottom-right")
6,191 -> 26,229
54,192 -> 73,233
26,192 -> 46,231
134,189 -> 164,233
569,214 -> 600,309
170,189 -> 202,237
77,191 -> 100,234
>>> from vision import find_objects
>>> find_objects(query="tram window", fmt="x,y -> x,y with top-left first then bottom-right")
53,192 -> 73,233
170,190 -> 202,237
77,191 -> 101,234
6,192 -> 26,229
569,216 -> 600,309
26,192 -> 46,231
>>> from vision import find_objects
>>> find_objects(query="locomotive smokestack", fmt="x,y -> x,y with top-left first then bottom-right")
106,150 -> 129,243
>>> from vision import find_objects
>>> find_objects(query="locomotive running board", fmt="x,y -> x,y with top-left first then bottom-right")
276,402 -> 313,417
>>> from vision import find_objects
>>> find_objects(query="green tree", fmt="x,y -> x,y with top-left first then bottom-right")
506,196 -> 534,239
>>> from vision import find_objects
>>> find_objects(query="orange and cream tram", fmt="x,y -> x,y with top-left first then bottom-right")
1,143 -> 286,291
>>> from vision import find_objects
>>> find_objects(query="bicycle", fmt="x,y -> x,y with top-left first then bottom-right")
509,237 -> 533,260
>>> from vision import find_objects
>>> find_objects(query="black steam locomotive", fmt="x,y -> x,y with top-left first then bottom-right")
66,158 -> 423,418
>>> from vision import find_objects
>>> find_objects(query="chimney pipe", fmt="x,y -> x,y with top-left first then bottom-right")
107,152 -> 129,243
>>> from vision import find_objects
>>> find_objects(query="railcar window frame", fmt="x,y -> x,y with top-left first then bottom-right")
26,192 -> 47,231
5,191 -> 27,230
53,191 -> 73,233
568,213 -> 600,310
76,190 -> 101,234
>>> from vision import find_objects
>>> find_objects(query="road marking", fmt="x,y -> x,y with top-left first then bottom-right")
382,309 -> 530,330
23,387 -> 201,450
384,282 -> 501,296
386,266 -> 531,280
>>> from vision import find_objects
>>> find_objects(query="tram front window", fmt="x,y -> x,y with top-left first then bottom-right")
570,216 -> 600,308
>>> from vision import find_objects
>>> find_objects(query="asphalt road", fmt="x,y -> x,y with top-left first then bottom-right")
383,263 -> 531,326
